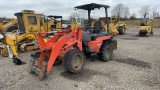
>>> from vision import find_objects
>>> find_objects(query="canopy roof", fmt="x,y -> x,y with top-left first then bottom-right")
48,15 -> 62,18
74,3 -> 110,10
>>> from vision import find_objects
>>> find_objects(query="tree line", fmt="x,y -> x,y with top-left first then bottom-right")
112,3 -> 160,19
69,3 -> 160,20
0,17 -> 12,22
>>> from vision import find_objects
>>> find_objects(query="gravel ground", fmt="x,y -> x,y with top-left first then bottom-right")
0,28 -> 160,90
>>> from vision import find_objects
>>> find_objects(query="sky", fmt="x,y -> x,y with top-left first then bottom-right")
0,0 -> 159,19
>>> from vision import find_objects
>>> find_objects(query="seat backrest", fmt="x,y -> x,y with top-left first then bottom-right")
93,20 -> 102,33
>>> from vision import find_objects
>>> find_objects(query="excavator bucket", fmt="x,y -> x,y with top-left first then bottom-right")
28,28 -> 82,79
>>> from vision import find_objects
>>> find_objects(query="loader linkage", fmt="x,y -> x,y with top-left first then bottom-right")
28,28 -> 82,79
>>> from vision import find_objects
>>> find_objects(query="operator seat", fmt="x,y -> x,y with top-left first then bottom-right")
82,20 -> 108,46
93,20 -> 102,33
91,20 -> 108,40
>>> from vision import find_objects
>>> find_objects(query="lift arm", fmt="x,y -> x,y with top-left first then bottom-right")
36,28 -> 82,75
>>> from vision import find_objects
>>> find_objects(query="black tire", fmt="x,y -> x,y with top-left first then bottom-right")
118,26 -> 125,35
6,25 -> 18,32
138,32 -> 141,36
63,49 -> 85,73
139,31 -> 147,36
97,42 -> 113,62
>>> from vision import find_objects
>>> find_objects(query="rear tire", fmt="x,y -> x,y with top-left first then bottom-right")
118,26 -> 125,35
63,49 -> 85,73
97,42 -> 113,62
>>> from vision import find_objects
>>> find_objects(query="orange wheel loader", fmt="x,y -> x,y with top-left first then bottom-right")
28,3 -> 117,80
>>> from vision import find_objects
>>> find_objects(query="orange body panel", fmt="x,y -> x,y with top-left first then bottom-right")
88,36 -> 112,52
88,41 -> 102,52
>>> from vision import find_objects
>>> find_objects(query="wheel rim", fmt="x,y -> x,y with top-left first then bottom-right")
71,54 -> 83,70
104,47 -> 111,59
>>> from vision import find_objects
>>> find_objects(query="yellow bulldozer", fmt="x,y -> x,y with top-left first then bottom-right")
14,10 -> 62,33
70,17 -> 111,34
109,16 -> 127,35
43,15 -> 63,32
70,16 -> 126,36
0,10 -> 63,59
100,16 -> 127,36
0,19 -> 18,32
139,18 -> 153,36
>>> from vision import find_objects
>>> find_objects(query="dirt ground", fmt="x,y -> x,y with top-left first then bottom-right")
0,28 -> 160,90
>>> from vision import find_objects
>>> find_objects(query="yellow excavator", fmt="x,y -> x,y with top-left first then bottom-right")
0,10 -> 63,65
0,19 -> 18,32
43,15 -> 63,32
139,18 -> 153,36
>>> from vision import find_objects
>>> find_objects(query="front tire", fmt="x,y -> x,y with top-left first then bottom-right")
63,49 -> 85,73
